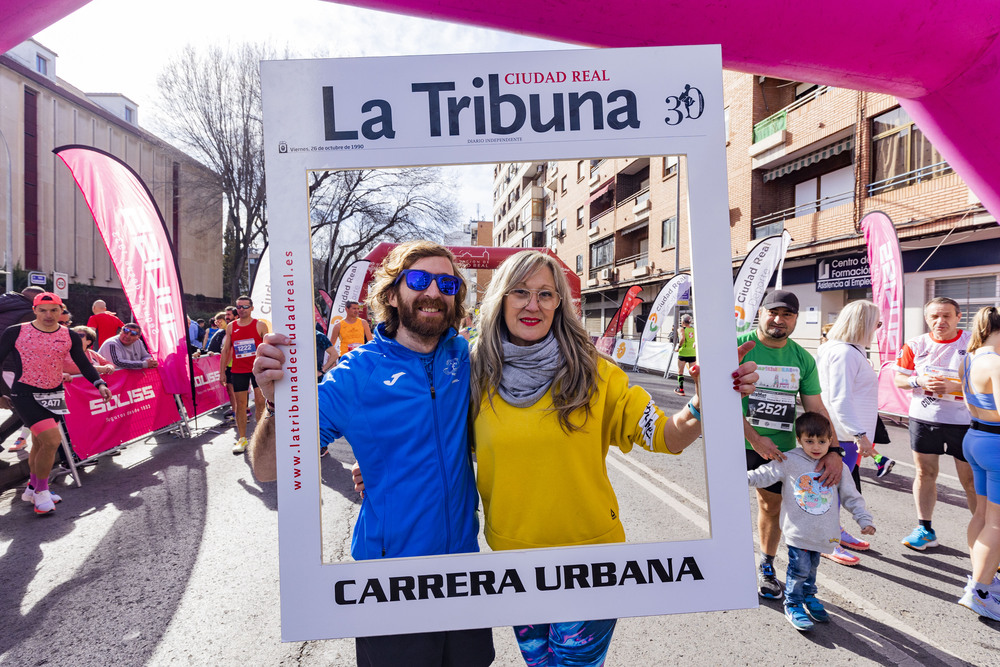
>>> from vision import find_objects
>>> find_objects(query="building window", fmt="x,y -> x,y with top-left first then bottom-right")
663,156 -> 678,178
576,254 -> 583,273
35,55 -> 48,75
661,216 -> 677,249
577,160 -> 586,181
561,175 -> 567,193
870,107 -> 950,194
931,275 -> 1000,330
125,107 -> 135,123
559,217 -> 567,236
577,206 -> 585,228
590,237 -> 613,269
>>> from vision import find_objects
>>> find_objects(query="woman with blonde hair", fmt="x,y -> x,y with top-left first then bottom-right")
957,305 -> 1000,620
816,299 -> 887,566
470,250 -> 758,665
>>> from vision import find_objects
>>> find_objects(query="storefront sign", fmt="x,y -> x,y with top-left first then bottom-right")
816,252 -> 870,291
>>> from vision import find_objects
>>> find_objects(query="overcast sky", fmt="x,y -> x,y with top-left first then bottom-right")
35,0 -> 569,224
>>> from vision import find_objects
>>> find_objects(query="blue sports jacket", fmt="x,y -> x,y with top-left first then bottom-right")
318,324 -> 480,560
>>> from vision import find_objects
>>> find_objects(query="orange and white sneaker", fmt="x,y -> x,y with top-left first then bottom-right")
22,487 -> 61,504
840,528 -> 871,551
822,545 -> 860,566
9,436 -> 28,451
33,490 -> 57,515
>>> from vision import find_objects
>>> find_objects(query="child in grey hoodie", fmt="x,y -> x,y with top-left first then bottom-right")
748,412 -> 875,631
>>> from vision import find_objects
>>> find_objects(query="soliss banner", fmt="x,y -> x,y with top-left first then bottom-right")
180,355 -> 230,418
64,369 -> 182,459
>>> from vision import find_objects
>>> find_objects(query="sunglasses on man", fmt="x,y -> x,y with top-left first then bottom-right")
393,269 -> 461,296
123,327 -> 141,336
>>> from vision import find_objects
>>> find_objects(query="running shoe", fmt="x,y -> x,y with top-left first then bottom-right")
875,456 -> 895,478
822,545 -> 860,566
803,597 -> 830,623
840,527 -> 871,551
757,561 -> 783,599
902,526 -> 938,551
784,604 -> 814,631
33,490 -> 56,515
320,446 -> 329,458
9,436 -> 27,451
673,387 -> 685,396
960,589 -> 1000,621
21,487 -> 62,504
232,437 -> 248,455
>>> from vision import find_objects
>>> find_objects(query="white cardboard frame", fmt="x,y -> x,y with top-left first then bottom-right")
260,45 -> 756,641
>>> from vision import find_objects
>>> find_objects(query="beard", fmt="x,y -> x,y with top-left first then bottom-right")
397,294 -> 454,339
762,325 -> 789,340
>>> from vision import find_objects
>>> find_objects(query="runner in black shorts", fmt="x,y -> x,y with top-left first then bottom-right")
0,293 -> 110,514
909,420 -> 969,461
229,370 -> 258,393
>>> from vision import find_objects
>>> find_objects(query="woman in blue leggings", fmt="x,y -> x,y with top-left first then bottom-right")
958,305 -> 1000,621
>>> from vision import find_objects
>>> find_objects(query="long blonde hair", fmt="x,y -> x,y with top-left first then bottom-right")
471,251 -> 597,432
365,240 -> 467,336
827,300 -> 880,347
968,305 -> 1000,353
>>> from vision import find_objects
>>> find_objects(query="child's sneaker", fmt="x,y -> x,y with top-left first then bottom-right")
821,545 -> 860,566
840,527 -> 870,551
784,604 -> 814,631
757,561 -> 783,599
902,526 -> 938,551
875,456 -> 895,478
9,436 -> 27,451
803,597 -> 830,623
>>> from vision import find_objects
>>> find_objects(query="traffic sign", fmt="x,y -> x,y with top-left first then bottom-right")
28,272 -> 47,286
53,272 -> 69,298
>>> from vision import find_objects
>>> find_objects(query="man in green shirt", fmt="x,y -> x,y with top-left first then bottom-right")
739,290 -> 842,599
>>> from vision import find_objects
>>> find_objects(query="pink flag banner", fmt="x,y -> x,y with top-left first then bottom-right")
603,285 -> 644,339
63,370 -> 182,458
54,145 -> 190,395
180,355 -> 230,418
861,211 -> 904,366
877,361 -> 911,416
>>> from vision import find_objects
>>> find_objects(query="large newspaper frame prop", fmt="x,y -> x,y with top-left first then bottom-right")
261,46 -> 755,641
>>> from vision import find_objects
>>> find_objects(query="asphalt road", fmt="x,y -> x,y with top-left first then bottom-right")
0,372 -> 996,665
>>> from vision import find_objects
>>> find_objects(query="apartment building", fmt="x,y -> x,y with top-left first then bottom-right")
0,39 -> 223,317
491,73 -> 1000,345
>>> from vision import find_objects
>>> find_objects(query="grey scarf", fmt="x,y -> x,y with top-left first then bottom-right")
498,332 -> 563,407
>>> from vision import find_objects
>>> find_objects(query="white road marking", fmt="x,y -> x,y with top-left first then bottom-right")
605,453 -> 708,533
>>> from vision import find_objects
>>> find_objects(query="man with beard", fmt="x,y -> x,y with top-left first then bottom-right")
739,290 -> 841,600
250,241 -> 494,667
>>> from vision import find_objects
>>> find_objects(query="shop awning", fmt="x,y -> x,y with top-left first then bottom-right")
763,136 -> 854,182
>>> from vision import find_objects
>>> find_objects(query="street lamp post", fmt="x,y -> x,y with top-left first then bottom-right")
0,128 -> 12,292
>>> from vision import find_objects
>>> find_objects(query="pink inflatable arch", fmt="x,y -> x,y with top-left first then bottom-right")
331,0 -> 1000,223
3,0 -> 999,221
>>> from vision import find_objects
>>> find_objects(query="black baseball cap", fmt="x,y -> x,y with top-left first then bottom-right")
760,290 -> 799,313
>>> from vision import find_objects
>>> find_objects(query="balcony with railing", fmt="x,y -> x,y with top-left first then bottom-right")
868,160 -> 952,196
750,189 -> 854,239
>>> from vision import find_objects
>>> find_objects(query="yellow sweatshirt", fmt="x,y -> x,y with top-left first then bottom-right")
475,358 -> 676,551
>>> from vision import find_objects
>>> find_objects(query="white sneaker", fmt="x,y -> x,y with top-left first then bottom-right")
22,487 -> 61,504
33,490 -> 56,515
232,437 -> 248,455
